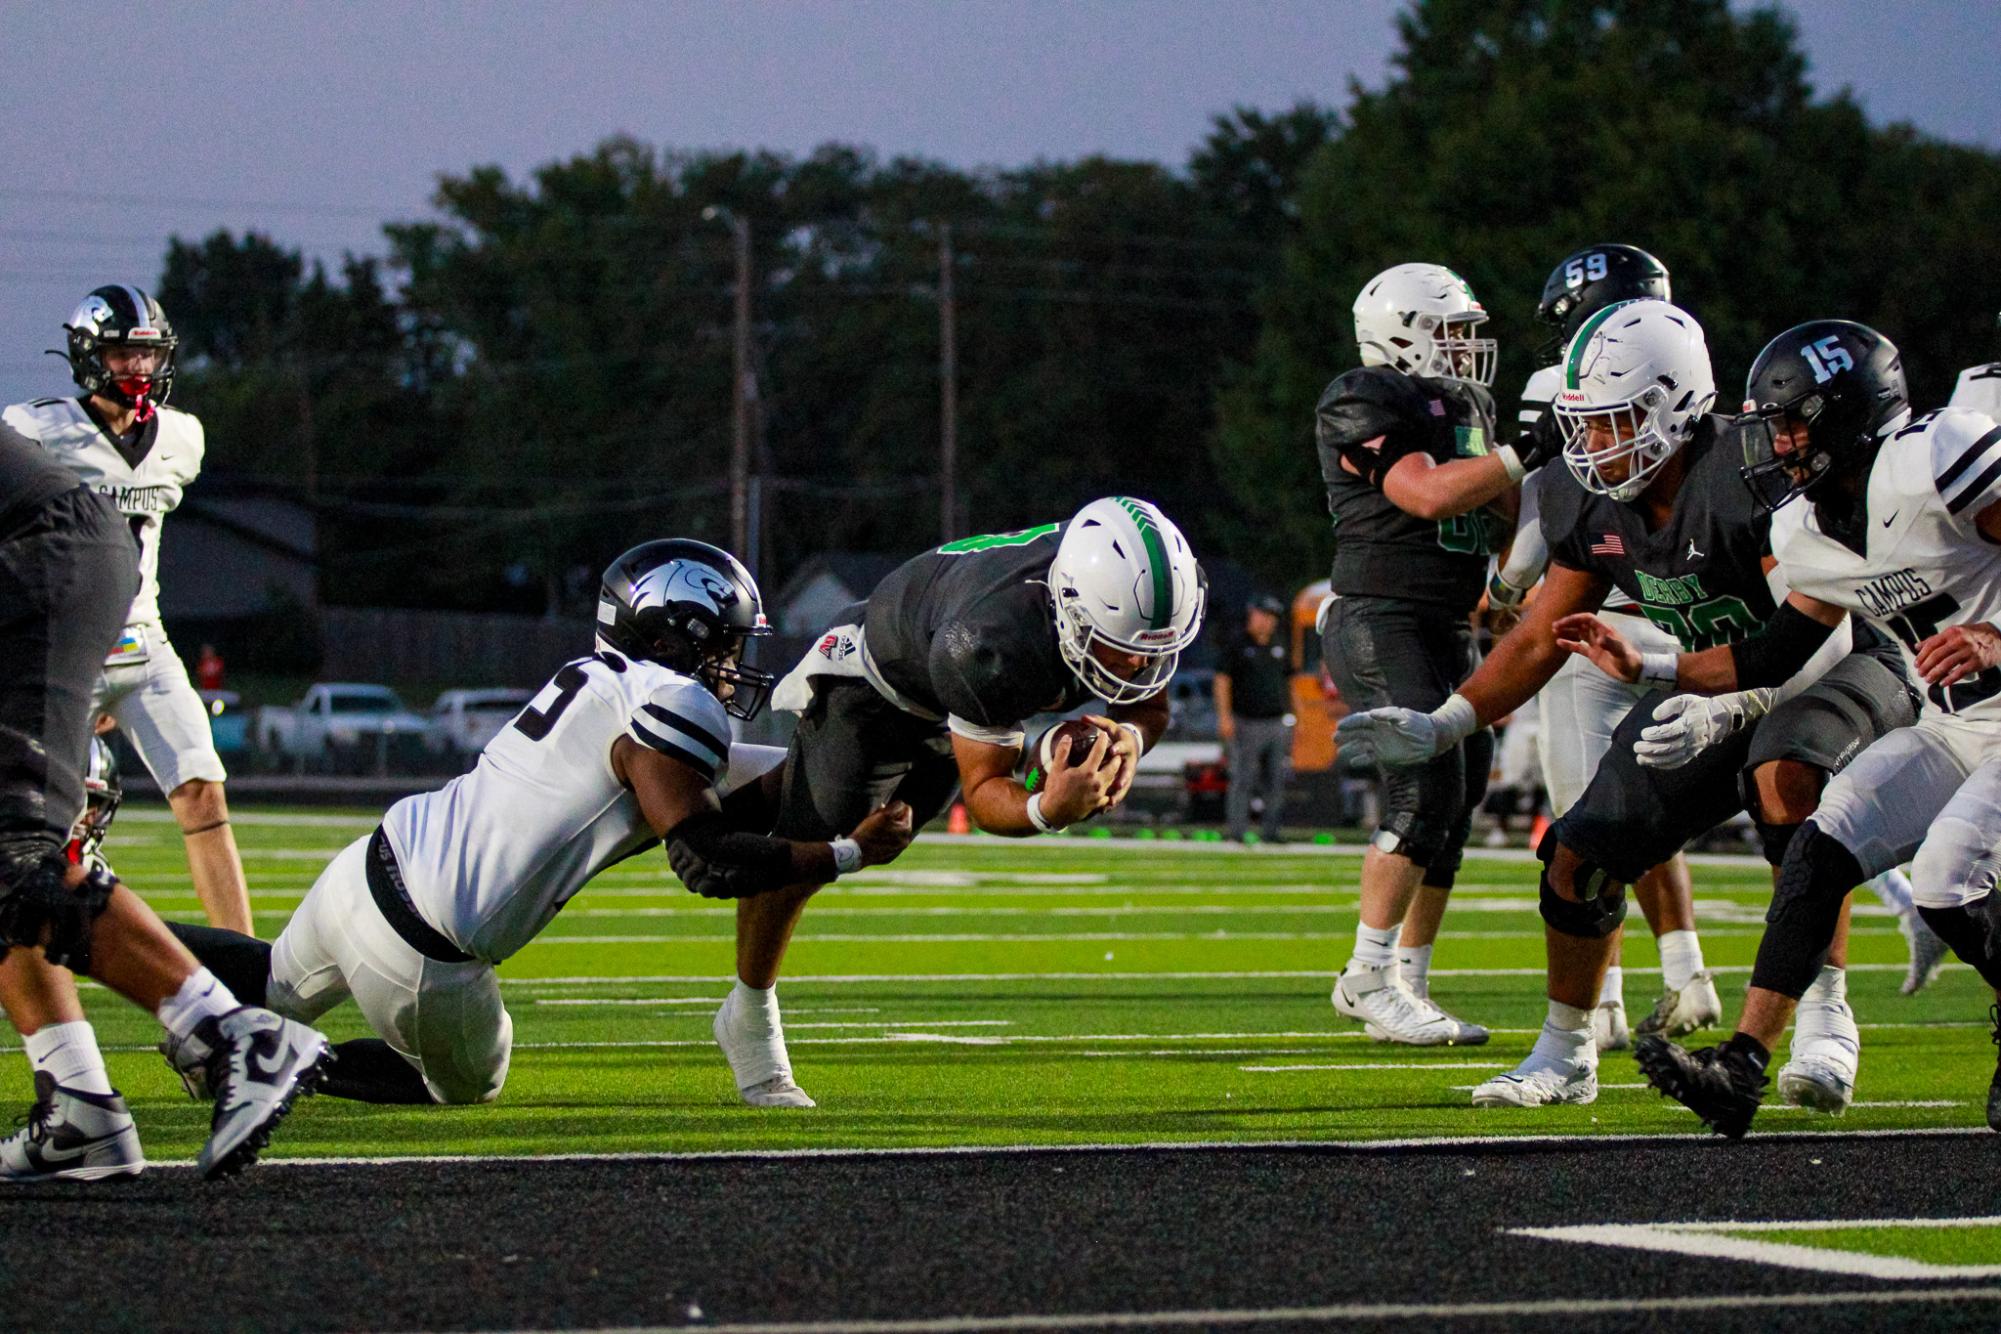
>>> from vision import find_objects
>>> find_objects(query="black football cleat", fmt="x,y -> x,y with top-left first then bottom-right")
1987,1005 -> 2001,1133
1636,1034 -> 1767,1139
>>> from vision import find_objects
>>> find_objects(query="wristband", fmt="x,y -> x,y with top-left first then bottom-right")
1116,721 -> 1145,756
1486,571 -> 1527,611
1024,791 -> 1056,833
1639,652 -> 1680,688
830,838 -> 863,875
1495,443 -> 1527,483
1432,691 -> 1480,748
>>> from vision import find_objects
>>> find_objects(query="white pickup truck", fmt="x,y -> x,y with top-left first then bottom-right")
255,683 -> 432,771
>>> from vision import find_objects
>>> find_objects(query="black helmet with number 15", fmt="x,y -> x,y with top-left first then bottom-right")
597,540 -> 776,720
1738,320 -> 1909,524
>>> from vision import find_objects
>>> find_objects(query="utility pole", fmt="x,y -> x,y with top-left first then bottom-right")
729,212 -> 753,564
938,222 -> 959,542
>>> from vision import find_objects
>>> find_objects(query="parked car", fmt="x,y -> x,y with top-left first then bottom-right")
198,689 -> 249,756
256,683 -> 431,772
428,687 -> 534,758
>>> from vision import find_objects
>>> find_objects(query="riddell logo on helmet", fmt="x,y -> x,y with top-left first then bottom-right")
1133,627 -> 1179,645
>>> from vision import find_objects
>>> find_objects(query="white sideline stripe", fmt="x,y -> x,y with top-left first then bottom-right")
1663,1214 -> 2001,1232
1243,1062 -> 1504,1072
540,1286 -> 2001,1332
782,1021 -> 1012,1030
498,965 -> 1955,987
1509,1220 -> 2001,1280
523,933 -> 1378,944
134,1124 -> 1995,1170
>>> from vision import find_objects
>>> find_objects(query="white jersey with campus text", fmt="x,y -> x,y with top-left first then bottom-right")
0,396 -> 203,625
383,650 -> 731,962
1771,405 -> 2001,721
1950,362 -> 2001,418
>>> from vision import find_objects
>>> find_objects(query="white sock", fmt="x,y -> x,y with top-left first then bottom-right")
1534,1001 -> 1594,1065
730,978 -> 781,1030
1350,923 -> 1398,972
1803,965 -> 1847,1006
155,967 -> 238,1043
1867,867 -> 1915,917
23,1020 -> 113,1096
1597,965 -> 1624,1007
1658,930 -> 1704,992
1396,943 -> 1433,991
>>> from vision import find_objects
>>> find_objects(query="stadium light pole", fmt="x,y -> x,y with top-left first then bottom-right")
703,205 -> 754,567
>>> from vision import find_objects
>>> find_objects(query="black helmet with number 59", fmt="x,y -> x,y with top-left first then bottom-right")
1535,245 -> 1671,364
597,540 -> 776,720
53,285 -> 178,419
1738,320 -> 1909,526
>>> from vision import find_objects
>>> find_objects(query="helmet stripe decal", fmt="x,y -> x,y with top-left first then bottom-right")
1114,497 -> 1172,630
120,285 -> 154,332
1563,299 -> 1635,390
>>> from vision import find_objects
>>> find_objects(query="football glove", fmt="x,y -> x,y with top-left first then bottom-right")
1633,691 -> 1768,769
1335,693 -> 1478,769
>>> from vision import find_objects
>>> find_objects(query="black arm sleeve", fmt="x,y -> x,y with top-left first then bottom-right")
1315,371 -> 1430,489
666,810 -> 804,900
1729,602 -> 1841,689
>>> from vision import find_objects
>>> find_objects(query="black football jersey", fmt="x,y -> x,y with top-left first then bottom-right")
0,418 -> 83,540
863,524 -> 1094,729
1539,416 -> 1778,650
1316,366 -> 1506,613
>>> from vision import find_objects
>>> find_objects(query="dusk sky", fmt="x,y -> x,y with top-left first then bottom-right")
3,0 -> 1995,406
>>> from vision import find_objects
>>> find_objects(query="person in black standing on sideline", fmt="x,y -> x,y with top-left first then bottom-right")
1218,594 -> 1293,843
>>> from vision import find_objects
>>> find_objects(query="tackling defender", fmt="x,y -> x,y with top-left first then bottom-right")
168,540 -> 913,1105
0,419 -> 328,1182
1338,302 -> 1916,1109
2,286 -> 253,934
1560,321 -> 2001,1135
720,496 -> 1205,1105
1318,262 -> 1560,1046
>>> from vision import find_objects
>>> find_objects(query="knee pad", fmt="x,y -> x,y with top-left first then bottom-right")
1375,754 -> 1468,868
1755,820 -> 1803,868
0,851 -> 114,974
1750,822 -> 1862,998
1917,896 -> 2001,991
1536,840 -> 1627,939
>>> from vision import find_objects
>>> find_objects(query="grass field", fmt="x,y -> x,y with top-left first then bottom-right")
45,807 -> 2000,1165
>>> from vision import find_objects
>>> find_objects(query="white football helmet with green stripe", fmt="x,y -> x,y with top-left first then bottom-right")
1048,497 -> 1206,705
1555,299 -> 1716,502
1353,263 -> 1497,386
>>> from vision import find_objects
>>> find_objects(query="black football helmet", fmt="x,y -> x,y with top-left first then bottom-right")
1535,244 -> 1672,363
66,736 -> 123,870
597,539 -> 775,720
1738,321 -> 1909,524
53,285 -> 178,419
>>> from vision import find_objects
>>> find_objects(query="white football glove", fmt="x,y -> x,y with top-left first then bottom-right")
1633,691 -> 1767,769
1336,694 -> 1478,769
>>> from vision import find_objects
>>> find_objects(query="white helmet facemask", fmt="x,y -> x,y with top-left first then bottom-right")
1553,300 -> 1716,503
1047,497 -> 1206,705
1353,263 -> 1498,387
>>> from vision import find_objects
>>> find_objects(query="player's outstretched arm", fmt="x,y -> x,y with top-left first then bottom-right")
1555,590 -> 1845,695
617,740 -> 909,898
1335,561 -> 1607,769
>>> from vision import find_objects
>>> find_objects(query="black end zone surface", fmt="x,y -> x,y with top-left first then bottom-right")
4,1134 -> 1999,1332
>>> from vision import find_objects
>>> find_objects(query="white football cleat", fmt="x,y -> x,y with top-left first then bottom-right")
1333,966 -> 1485,1046
1471,1053 -> 1598,1107
1900,911 -> 1949,996
714,987 -> 815,1108
1592,998 -> 1630,1053
0,1072 -> 145,1183
1634,969 -> 1721,1039
1778,995 -> 1860,1114
194,1008 -> 333,1180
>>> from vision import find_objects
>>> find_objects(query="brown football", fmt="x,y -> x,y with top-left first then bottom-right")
1024,719 -> 1114,792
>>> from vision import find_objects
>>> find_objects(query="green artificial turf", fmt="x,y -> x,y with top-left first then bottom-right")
42,808 -> 1999,1163
1720,1222 -> 2001,1266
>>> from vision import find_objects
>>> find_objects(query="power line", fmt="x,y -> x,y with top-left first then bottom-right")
0,187 -> 416,220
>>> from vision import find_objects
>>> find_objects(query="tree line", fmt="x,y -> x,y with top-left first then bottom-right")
158,0 -> 2001,616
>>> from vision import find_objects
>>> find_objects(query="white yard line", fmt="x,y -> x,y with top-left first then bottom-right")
1509,1220 -> 2001,1280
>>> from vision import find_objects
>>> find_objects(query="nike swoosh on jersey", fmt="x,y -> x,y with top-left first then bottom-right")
1881,510 -> 1900,527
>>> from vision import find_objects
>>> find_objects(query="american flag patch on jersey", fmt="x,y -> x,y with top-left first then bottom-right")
1589,533 -> 1626,557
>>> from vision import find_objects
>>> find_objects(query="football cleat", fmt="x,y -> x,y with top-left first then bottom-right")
1987,1005 -> 2001,1134
183,1008 -> 333,1180
1636,1035 -> 1767,1138
1472,1054 -> 1598,1108
1333,966 -> 1486,1046
1777,995 -> 1860,1114
1634,969 -> 1722,1039
714,988 -> 814,1108
1900,912 -> 1950,996
1592,998 -> 1630,1053
0,1072 -> 144,1183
